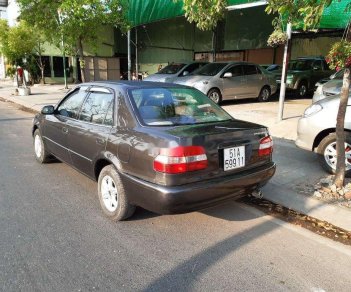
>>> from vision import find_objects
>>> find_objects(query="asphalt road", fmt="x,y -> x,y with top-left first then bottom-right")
1,100 -> 351,292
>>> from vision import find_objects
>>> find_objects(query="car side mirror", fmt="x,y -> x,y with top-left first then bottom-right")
182,71 -> 189,76
223,72 -> 233,78
41,105 -> 55,115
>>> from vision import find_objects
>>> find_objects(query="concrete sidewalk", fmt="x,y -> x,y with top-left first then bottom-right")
1,80 -> 350,231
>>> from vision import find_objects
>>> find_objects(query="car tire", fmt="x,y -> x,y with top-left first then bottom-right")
33,129 -> 50,163
317,133 -> 351,177
98,165 -> 136,221
258,86 -> 271,102
296,81 -> 308,98
207,88 -> 222,104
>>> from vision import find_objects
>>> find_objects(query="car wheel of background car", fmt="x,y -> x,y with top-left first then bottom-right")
207,88 -> 222,104
297,81 -> 308,98
258,86 -> 271,102
33,129 -> 50,163
98,165 -> 136,221
317,133 -> 351,177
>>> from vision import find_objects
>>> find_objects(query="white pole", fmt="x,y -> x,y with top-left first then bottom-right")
135,27 -> 138,79
128,30 -> 131,80
277,22 -> 292,122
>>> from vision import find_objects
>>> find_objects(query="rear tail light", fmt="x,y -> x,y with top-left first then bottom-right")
259,136 -> 273,156
154,146 -> 208,174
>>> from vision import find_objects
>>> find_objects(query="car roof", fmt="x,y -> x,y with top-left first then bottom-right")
80,80 -> 191,90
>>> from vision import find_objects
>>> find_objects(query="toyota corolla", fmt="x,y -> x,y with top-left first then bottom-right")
32,81 -> 275,221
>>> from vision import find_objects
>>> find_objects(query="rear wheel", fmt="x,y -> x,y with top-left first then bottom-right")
258,86 -> 271,102
296,81 -> 308,98
317,133 -> 351,177
98,165 -> 135,221
207,88 -> 222,104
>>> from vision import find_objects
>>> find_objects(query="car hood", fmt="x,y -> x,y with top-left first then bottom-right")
173,75 -> 212,85
144,74 -> 177,82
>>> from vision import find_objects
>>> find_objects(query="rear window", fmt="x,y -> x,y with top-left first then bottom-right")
157,64 -> 186,74
128,88 -> 232,126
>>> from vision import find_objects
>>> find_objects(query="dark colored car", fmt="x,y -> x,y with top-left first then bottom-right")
275,56 -> 334,98
32,81 -> 276,221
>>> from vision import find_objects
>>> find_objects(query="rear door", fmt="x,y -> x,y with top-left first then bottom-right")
66,87 -> 115,178
222,65 -> 247,100
43,87 -> 88,163
243,64 -> 263,98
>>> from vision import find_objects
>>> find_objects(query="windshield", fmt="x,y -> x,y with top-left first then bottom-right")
128,87 -> 232,126
156,64 -> 186,75
192,63 -> 228,76
288,60 -> 313,71
334,69 -> 345,79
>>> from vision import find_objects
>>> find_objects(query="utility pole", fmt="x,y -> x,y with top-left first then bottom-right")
135,27 -> 138,79
277,22 -> 292,121
127,30 -> 131,80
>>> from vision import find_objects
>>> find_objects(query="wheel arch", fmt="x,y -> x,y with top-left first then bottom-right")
207,87 -> 222,96
94,158 -> 113,181
313,128 -> 351,151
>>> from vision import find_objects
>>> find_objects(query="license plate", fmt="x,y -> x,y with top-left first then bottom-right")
223,146 -> 245,171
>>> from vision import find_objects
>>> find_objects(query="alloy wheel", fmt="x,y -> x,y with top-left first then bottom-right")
34,134 -> 42,158
324,142 -> 351,171
101,175 -> 119,212
209,91 -> 220,104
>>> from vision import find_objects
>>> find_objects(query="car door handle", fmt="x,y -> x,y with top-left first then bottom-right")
62,127 -> 68,134
96,138 -> 106,145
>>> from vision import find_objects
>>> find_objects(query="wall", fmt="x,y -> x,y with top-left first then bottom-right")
291,36 -> 341,59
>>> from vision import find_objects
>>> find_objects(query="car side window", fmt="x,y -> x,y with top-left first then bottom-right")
103,102 -> 114,126
243,65 -> 258,75
57,88 -> 88,119
79,91 -> 114,125
227,65 -> 243,77
313,60 -> 323,70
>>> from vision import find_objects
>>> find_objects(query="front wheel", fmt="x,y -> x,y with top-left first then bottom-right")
258,86 -> 271,102
98,165 -> 136,221
317,133 -> 351,177
207,88 -> 222,104
33,129 -> 50,163
296,81 -> 308,98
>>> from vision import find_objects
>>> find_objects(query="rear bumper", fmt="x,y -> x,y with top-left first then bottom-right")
121,163 -> 276,214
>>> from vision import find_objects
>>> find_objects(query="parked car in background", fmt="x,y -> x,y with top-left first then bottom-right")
173,62 -> 277,104
275,56 -> 333,98
312,69 -> 347,103
32,81 -> 276,221
261,64 -> 282,72
296,95 -> 351,175
143,62 -> 208,83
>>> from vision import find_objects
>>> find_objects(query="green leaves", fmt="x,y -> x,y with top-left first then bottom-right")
182,0 -> 227,31
0,20 -> 37,65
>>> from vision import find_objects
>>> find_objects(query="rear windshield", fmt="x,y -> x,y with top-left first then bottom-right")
128,88 -> 232,126
192,63 -> 228,76
156,64 -> 186,74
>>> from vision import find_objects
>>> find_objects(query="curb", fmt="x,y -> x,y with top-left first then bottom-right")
0,96 -> 39,114
263,182 -> 351,232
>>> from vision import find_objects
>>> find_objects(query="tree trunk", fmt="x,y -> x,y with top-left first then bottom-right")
77,38 -> 86,83
334,68 -> 350,188
40,67 -> 45,85
211,29 -> 217,62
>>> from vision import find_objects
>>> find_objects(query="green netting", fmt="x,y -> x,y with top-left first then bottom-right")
127,0 -> 261,27
127,0 -> 351,29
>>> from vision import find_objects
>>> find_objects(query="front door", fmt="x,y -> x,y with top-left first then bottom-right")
43,87 -> 88,163
222,65 -> 247,100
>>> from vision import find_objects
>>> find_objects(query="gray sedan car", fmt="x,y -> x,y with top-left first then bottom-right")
312,70 -> 346,103
173,62 -> 277,103
296,95 -> 351,175
32,81 -> 275,221
143,62 -> 208,83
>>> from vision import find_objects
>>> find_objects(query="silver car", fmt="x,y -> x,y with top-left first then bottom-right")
296,95 -> 351,175
313,69 -> 346,103
143,62 -> 208,83
172,62 -> 277,103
